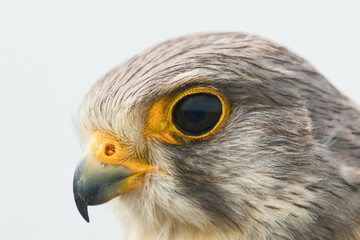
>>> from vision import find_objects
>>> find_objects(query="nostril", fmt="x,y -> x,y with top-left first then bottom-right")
104,144 -> 116,156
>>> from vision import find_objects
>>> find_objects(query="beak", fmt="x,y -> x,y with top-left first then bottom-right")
73,131 -> 159,222
73,151 -> 135,222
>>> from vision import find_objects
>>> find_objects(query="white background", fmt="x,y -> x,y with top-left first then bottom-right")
0,1 -> 359,239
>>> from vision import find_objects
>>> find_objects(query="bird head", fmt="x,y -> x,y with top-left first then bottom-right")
73,33 -> 360,239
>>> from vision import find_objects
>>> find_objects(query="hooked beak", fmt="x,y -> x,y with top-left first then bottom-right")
73,131 -> 160,222
73,151 -> 135,222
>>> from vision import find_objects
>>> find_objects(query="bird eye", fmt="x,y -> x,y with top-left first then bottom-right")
144,87 -> 229,144
172,93 -> 223,136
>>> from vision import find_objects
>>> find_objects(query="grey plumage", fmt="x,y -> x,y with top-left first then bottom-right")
77,33 -> 360,240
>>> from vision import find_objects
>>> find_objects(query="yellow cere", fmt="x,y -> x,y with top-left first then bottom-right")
88,131 -> 157,173
144,87 -> 230,144
88,131 -> 130,165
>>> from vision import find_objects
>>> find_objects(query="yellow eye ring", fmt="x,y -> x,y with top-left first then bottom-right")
168,87 -> 230,140
144,86 -> 230,144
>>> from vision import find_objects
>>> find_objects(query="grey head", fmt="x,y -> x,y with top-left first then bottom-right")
76,33 -> 360,240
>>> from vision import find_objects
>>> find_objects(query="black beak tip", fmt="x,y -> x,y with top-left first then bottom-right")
79,205 -> 90,223
73,167 -> 90,223
75,196 -> 90,223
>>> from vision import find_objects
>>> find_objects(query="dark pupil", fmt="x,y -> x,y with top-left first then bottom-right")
172,93 -> 222,136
